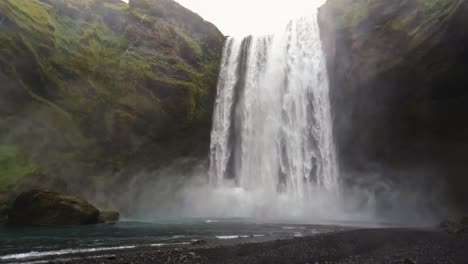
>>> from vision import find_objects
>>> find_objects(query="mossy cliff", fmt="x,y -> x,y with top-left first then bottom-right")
319,0 -> 468,211
0,0 -> 224,205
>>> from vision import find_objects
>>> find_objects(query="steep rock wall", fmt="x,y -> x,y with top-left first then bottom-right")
319,0 -> 468,212
0,0 -> 224,203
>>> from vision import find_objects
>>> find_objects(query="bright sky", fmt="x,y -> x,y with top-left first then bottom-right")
122,0 -> 327,37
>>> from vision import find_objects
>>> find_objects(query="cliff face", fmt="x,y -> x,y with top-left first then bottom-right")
0,0 -> 224,199
319,0 -> 468,211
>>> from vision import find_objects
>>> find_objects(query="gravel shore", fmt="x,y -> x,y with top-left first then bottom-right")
32,228 -> 467,264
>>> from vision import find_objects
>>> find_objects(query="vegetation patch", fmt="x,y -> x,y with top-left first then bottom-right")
0,0 -> 224,195
0,145 -> 38,191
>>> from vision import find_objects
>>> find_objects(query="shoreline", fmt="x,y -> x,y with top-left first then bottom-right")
2,228 -> 467,264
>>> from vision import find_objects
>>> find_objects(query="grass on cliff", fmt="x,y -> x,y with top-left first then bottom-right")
331,0 -> 463,34
0,0 -> 222,193
390,0 -> 463,40
0,145 -> 38,191
328,0 -> 465,77
1,0 -> 54,37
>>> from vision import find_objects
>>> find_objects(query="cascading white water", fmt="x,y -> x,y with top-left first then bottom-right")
130,5 -> 439,225
209,11 -> 339,211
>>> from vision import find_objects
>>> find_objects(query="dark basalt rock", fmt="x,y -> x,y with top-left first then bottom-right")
461,215 -> 468,226
404,259 -> 417,264
441,221 -> 462,234
0,204 -> 8,224
458,215 -> 468,233
98,210 -> 120,223
439,215 -> 468,234
191,239 -> 208,246
8,190 -> 100,226
319,0 -> 468,213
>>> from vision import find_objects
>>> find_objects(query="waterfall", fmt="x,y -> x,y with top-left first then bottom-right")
209,11 -> 339,215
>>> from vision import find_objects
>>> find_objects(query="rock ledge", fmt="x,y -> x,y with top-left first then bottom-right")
7,190 -> 115,226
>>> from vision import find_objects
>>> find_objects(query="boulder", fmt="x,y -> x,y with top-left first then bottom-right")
403,259 -> 417,264
98,210 -> 120,223
0,192 -> 12,224
0,203 -> 8,224
191,239 -> 207,246
440,220 -> 461,234
459,215 -> 468,233
461,215 -> 468,227
7,190 -> 99,226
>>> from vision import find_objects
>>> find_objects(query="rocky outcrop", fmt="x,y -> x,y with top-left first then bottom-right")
319,0 -> 468,212
440,215 -> 468,233
98,210 -> 120,223
0,200 -> 9,224
461,215 -> 468,227
0,0 -> 225,202
8,190 -> 100,226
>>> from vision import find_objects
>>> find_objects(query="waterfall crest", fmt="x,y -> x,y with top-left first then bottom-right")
209,13 -> 339,204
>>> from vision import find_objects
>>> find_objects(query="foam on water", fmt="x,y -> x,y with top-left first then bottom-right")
9,255 -> 116,264
216,235 -> 241,240
151,242 -> 191,247
0,246 -> 136,261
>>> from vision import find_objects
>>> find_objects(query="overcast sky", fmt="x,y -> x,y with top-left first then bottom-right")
122,0 -> 327,37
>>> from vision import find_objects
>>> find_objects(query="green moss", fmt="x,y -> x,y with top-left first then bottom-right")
0,145 -> 38,190
128,7 -> 150,24
325,0 -> 465,80
1,0 -> 54,37
326,0 -> 370,28
408,0 -> 462,41
102,2 -> 128,11
21,81 -> 72,121
0,0 -> 223,192
176,29 -> 203,57
371,0 -> 462,40
345,0 -> 370,27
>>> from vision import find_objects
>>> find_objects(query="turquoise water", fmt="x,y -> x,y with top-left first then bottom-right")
0,219 -> 345,262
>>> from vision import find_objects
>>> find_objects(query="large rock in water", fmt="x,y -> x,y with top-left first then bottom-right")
8,190 -> 100,226
98,211 -> 120,223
